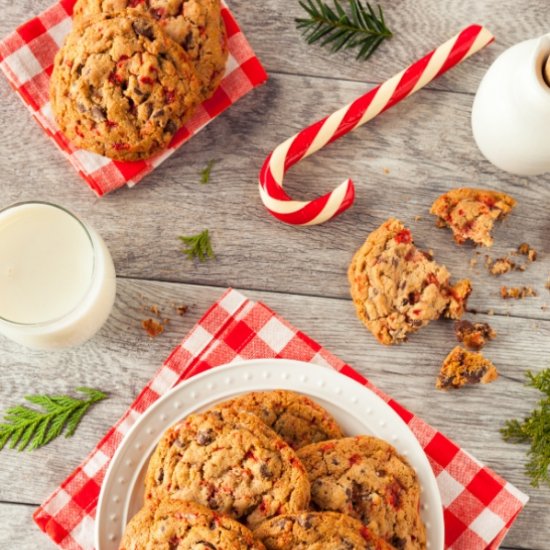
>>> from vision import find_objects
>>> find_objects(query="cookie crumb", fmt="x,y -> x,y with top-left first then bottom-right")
150,304 -> 161,316
501,286 -> 537,299
489,257 -> 515,276
517,242 -> 537,262
414,215 -> 423,222
469,257 -> 478,268
141,318 -> 164,337
176,304 -> 189,316
455,320 -> 496,350
383,167 -> 390,175
487,309 -> 494,316
436,346 -> 498,390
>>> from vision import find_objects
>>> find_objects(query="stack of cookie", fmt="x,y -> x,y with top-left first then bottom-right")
120,390 -> 427,550
50,1 -> 228,161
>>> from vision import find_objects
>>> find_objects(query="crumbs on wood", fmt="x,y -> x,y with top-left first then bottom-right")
141,318 -> 165,338
501,286 -> 538,299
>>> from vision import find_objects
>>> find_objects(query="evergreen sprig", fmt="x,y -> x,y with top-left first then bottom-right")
501,369 -> 550,487
200,160 -> 217,184
295,0 -> 392,61
0,387 -> 107,452
178,229 -> 215,262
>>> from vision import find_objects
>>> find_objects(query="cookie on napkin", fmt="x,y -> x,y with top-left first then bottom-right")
120,499 -> 265,549
297,436 -> 426,550
50,9 -> 201,160
214,390 -> 344,449
73,0 -> 228,100
254,511 -> 395,549
144,408 -> 310,528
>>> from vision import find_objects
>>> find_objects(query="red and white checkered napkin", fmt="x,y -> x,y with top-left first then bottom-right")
33,289 -> 528,550
0,1 -> 267,196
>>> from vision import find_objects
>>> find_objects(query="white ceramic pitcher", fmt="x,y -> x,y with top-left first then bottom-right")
471,33 -> 550,176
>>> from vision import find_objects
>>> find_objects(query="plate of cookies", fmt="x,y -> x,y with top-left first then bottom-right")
96,359 -> 444,550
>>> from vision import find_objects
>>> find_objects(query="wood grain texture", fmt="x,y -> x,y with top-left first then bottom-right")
1,0 -> 549,548
0,280 -> 549,549
0,72 -> 549,319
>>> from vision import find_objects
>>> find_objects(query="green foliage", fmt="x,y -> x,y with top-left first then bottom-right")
501,369 -> 550,487
178,230 -> 215,262
200,160 -> 217,184
295,0 -> 392,61
0,387 -> 107,452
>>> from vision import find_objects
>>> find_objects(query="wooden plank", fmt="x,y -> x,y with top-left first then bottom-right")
0,280 -> 548,549
0,72 -> 548,320
2,0 -> 549,95
0,503 -> 57,549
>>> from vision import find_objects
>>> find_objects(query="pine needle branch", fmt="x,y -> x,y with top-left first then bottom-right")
178,230 -> 215,262
295,0 -> 392,61
0,387 -> 107,452
501,369 -> 550,487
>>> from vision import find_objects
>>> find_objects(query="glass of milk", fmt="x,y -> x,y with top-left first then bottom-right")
0,202 -> 116,350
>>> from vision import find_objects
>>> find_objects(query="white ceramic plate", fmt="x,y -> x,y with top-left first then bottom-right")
96,359 -> 444,550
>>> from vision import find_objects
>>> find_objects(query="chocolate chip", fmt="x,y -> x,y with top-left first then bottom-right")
297,514 -> 313,529
207,496 -> 218,509
145,103 -> 153,118
260,463 -> 272,479
132,19 -> 155,40
91,106 -> 107,121
208,519 -> 217,530
183,32 -> 194,50
156,468 -> 164,484
164,119 -> 178,134
390,536 -> 406,549
76,102 -> 87,113
196,543 -> 215,550
152,109 -> 165,118
196,429 -> 214,446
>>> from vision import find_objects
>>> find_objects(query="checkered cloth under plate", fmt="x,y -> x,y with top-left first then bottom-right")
33,288 -> 528,550
0,0 -> 267,196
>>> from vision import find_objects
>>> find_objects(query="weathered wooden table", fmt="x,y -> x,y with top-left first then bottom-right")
1,1 -> 549,548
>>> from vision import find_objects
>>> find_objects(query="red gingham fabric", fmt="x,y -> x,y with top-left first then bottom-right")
33,289 -> 528,549
0,1 -> 267,196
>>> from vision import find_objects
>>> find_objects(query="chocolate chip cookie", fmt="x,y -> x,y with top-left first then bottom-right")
120,499 -> 266,549
297,437 -> 426,550
348,218 -> 471,345
215,390 -> 344,449
254,512 -> 395,550
50,10 -> 201,160
73,0 -> 228,100
430,188 -> 516,247
144,408 -> 310,528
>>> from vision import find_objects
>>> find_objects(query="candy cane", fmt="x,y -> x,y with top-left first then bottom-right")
259,24 -> 494,225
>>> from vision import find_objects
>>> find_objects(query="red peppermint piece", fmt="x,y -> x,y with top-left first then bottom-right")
394,229 -> 412,244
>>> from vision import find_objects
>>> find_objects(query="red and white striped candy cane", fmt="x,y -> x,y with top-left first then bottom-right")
259,24 -> 494,225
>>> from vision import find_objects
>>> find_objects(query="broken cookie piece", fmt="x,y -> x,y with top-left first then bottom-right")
436,346 -> 498,390
489,257 -> 515,276
501,286 -> 538,299
455,320 -> 496,350
430,188 -> 516,247
348,218 -> 472,345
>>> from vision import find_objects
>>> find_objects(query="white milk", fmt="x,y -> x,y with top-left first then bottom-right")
0,202 -> 116,349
